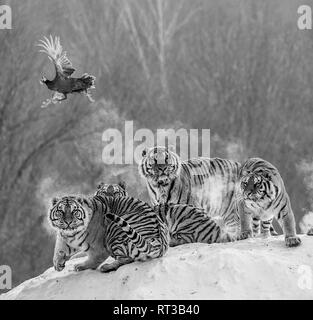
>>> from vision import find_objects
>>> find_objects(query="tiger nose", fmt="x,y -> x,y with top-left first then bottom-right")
107,185 -> 114,195
64,205 -> 72,222
158,177 -> 168,185
246,176 -> 255,192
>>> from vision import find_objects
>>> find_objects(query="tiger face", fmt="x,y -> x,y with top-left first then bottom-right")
240,172 -> 277,207
241,174 -> 265,201
48,197 -> 92,235
95,181 -> 128,198
139,146 -> 181,187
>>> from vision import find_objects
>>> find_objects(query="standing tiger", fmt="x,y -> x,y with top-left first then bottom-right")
139,146 -> 242,236
48,194 -> 169,272
139,146 -> 278,237
237,157 -> 301,247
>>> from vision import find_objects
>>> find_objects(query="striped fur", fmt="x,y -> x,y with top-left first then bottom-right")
100,195 -> 169,266
106,213 -> 150,251
49,196 -> 105,271
105,212 -> 166,263
139,146 -> 241,236
69,181 -> 128,261
96,181 -> 128,198
155,204 -> 235,246
237,157 -> 301,247
48,194 -> 169,272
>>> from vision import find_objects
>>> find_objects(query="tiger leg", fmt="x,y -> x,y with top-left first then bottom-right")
269,224 -> 279,236
100,257 -> 134,273
252,217 -> 260,237
277,201 -> 301,247
74,250 -> 109,272
237,201 -> 253,240
307,228 -> 313,236
69,251 -> 87,260
260,219 -> 272,238
53,235 -> 77,271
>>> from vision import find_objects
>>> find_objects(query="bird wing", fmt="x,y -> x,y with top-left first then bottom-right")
37,35 -> 75,78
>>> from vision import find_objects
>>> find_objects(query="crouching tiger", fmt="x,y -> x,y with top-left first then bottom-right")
155,204 -> 236,246
48,194 -> 169,273
237,157 -> 301,247
96,182 -> 237,246
96,181 -> 128,198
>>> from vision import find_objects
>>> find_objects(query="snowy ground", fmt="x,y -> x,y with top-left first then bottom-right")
2,235 -> 313,300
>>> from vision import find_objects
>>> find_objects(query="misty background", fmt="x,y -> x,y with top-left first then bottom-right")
1,0 -> 313,287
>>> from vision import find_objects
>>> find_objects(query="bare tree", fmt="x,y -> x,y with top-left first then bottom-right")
120,0 -> 201,112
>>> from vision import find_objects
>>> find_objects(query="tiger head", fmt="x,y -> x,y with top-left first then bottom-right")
138,146 -> 182,187
48,196 -> 92,236
95,181 -> 128,198
239,158 -> 279,206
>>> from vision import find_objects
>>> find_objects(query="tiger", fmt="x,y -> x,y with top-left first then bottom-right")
69,181 -> 129,261
96,181 -> 128,198
155,203 -> 236,246
139,146 -> 242,236
96,182 -> 235,247
237,157 -> 301,247
138,146 -> 278,236
48,194 -> 169,273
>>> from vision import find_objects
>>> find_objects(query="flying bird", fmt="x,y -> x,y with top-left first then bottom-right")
37,35 -> 96,108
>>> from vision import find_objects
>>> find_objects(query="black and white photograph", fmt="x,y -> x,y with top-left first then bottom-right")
1,0 -> 313,304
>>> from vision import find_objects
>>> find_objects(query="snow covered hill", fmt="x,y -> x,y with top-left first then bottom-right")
2,235 -> 313,300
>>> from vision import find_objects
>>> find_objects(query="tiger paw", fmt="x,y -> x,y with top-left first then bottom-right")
307,228 -> 313,236
100,263 -> 117,273
74,263 -> 90,272
237,230 -> 253,240
285,236 -> 301,247
53,251 -> 66,272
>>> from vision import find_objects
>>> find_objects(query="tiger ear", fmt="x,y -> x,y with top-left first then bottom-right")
77,197 -> 92,209
118,180 -> 127,190
142,148 -> 148,157
76,197 -> 88,205
167,144 -> 175,152
52,198 -> 59,206
97,182 -> 104,189
262,172 -> 271,180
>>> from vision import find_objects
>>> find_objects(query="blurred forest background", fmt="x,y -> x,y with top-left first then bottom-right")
1,0 -> 313,287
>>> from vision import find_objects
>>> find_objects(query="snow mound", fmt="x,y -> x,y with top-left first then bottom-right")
2,235 -> 313,300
